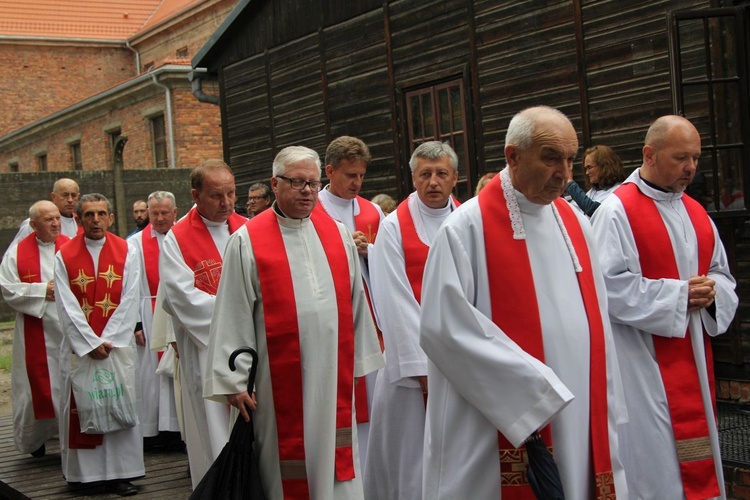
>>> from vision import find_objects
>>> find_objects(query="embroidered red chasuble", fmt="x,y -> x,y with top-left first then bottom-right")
170,208 -> 247,295
615,182 -> 718,500
478,175 -> 615,499
247,209 -> 356,499
60,233 -> 128,449
17,233 -> 70,419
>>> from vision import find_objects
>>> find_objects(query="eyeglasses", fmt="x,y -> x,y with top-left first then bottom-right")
277,175 -> 322,191
246,196 -> 268,202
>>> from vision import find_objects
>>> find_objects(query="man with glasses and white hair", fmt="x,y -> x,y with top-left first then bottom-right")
205,145 -> 383,499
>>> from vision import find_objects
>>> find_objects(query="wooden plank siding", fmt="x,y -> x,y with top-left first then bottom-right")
197,0 -> 750,380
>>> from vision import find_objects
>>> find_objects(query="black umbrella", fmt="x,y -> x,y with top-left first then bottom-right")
525,433 -> 565,500
189,347 -> 265,500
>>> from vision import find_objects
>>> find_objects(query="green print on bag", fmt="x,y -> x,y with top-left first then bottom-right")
87,369 -> 124,400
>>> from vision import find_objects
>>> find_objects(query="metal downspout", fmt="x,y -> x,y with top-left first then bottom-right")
189,70 -> 219,105
150,73 -> 176,169
125,40 -> 141,75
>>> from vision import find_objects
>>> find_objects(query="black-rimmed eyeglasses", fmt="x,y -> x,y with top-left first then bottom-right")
277,175 -> 322,191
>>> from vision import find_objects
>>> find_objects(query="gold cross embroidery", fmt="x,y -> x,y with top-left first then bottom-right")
80,298 -> 94,321
95,293 -> 118,317
98,265 -> 122,288
71,269 -> 95,293
21,269 -> 37,282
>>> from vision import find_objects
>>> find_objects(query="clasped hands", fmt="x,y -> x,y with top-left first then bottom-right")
688,275 -> 716,312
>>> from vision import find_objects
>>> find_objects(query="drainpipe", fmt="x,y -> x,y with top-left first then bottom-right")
150,72 -> 176,169
124,40 -> 141,75
188,70 -> 219,105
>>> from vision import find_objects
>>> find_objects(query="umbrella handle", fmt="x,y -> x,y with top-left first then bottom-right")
229,347 -> 258,393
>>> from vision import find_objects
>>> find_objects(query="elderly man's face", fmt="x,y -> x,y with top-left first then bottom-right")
80,200 -> 113,240
643,122 -> 701,193
192,169 -> 237,223
246,189 -> 270,216
272,160 -> 320,219
507,120 -> 578,205
325,158 -> 366,200
30,204 -> 61,243
412,156 -> 458,209
51,180 -> 80,218
148,199 -> 177,235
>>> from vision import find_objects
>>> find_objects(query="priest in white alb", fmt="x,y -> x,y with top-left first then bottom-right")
0,200 -> 70,458
363,141 -> 459,499
160,159 -> 247,488
4,178 -> 80,259
128,191 -> 180,444
419,106 -> 628,499
316,136 -> 385,466
55,193 -> 143,497
204,146 -> 383,499
591,115 -> 738,500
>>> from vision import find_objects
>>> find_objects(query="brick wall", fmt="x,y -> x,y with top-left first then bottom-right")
718,379 -> 750,404
0,44 -> 134,137
135,0 -> 237,67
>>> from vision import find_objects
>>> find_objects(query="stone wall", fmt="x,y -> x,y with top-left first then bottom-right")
0,168 -> 192,321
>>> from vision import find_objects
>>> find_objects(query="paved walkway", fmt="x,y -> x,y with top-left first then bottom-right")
0,413 -> 192,499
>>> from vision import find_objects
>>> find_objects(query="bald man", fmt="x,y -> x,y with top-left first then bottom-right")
0,200 -> 70,458
4,178 -> 80,259
592,115 -> 738,499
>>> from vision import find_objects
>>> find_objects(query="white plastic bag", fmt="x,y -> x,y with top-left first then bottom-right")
155,344 -> 176,378
71,346 -> 138,434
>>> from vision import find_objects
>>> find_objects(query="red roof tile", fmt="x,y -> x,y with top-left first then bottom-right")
0,0 -> 202,40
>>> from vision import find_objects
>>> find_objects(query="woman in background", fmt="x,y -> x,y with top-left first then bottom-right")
566,145 -> 626,217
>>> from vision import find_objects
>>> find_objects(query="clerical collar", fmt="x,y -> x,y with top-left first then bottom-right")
417,196 -> 453,218
198,212 -> 228,228
272,203 -> 311,221
36,238 -> 56,247
639,175 -> 669,193
84,236 -> 106,247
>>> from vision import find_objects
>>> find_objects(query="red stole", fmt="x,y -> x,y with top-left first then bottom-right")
315,196 -> 382,422
247,209 -> 356,499
395,195 -> 461,304
615,182 -> 718,499
170,208 -> 247,295
478,175 -> 615,499
140,224 -> 160,309
396,199 -> 429,304
16,233 -> 70,419
60,233 -> 129,449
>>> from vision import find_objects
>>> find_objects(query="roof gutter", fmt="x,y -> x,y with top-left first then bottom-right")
149,71 -> 177,169
188,70 -> 219,105
125,40 -> 141,75
0,35 -> 125,46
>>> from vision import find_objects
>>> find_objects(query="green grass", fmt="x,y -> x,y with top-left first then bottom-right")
0,352 -> 10,373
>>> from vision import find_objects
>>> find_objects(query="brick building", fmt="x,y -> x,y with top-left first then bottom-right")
0,0 -> 238,239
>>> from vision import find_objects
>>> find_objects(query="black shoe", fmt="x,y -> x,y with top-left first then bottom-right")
104,481 -> 137,497
30,444 -> 45,458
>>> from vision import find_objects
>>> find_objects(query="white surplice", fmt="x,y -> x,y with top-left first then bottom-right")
364,192 -> 455,500
318,187 -> 385,468
204,210 -> 384,500
54,236 -> 144,483
0,238 -> 63,453
128,229 -> 179,437
4,215 -> 78,260
591,169 -> 738,500
160,212 -> 232,488
419,169 -> 627,499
